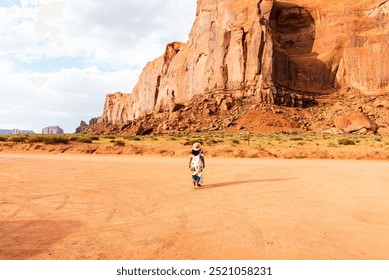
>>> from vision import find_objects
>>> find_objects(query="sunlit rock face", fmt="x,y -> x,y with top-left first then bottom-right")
272,0 -> 389,95
101,0 -> 388,126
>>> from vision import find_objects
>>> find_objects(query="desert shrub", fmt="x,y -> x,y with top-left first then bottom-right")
338,138 -> 355,145
375,137 -> 382,142
215,138 -> 224,143
40,136 -> 69,144
77,137 -> 92,143
69,136 -> 79,141
290,137 -> 304,141
104,135 -> 116,139
50,136 -> 69,144
126,136 -> 142,141
172,134 -> 184,138
27,135 -> 69,144
206,138 -> 218,144
231,139 -> 240,144
190,138 -> 204,145
27,135 -> 45,143
42,137 -> 55,144
90,136 -> 99,141
7,135 -> 27,142
182,138 -> 204,146
0,136 -> 9,142
194,138 -> 204,144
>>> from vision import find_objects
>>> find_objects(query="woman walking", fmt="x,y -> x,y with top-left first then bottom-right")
189,142 -> 205,188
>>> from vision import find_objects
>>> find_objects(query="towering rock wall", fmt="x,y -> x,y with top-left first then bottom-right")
101,0 -> 275,125
272,0 -> 389,94
335,1 -> 389,93
182,0 -> 275,100
100,0 -> 388,127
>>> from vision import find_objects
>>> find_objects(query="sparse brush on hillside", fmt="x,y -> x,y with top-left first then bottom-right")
338,138 -> 355,145
0,134 -> 70,144
28,135 -> 69,144
69,136 -> 79,141
76,137 -> 93,143
290,137 -> 304,141
207,138 -> 222,144
1,131 -> 389,160
182,137 -> 204,146
126,135 -> 142,141
7,135 -> 28,142
72,135 -> 99,142
46,136 -> 70,144
27,135 -> 45,143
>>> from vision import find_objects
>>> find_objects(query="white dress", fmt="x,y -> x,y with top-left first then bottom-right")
191,151 -> 204,185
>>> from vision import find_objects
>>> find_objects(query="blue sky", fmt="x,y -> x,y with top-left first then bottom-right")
0,0 -> 196,133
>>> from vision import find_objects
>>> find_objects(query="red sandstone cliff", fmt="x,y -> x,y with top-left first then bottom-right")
90,0 -> 388,134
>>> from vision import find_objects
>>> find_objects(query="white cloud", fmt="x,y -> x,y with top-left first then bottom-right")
0,0 -> 196,133
1,0 -> 196,66
0,66 -> 142,132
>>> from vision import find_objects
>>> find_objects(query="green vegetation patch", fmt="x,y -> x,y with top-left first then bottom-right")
338,138 -> 356,145
7,135 -> 28,142
76,137 -> 93,143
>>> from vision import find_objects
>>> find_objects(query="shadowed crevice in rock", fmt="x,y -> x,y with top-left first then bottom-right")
154,75 -> 161,107
271,2 -> 332,94
221,30 -> 232,89
242,28 -> 249,83
162,42 -> 181,75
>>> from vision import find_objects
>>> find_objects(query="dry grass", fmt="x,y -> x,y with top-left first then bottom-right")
0,132 -> 388,160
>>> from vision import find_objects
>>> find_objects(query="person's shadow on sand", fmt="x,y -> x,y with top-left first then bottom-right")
197,178 -> 297,190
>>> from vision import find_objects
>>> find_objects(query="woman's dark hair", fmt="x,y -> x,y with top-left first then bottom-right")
191,149 -> 201,156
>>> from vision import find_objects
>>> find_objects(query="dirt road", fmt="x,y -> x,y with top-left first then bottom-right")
0,153 -> 388,259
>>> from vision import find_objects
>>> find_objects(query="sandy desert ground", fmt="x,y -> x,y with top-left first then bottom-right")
0,153 -> 388,260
